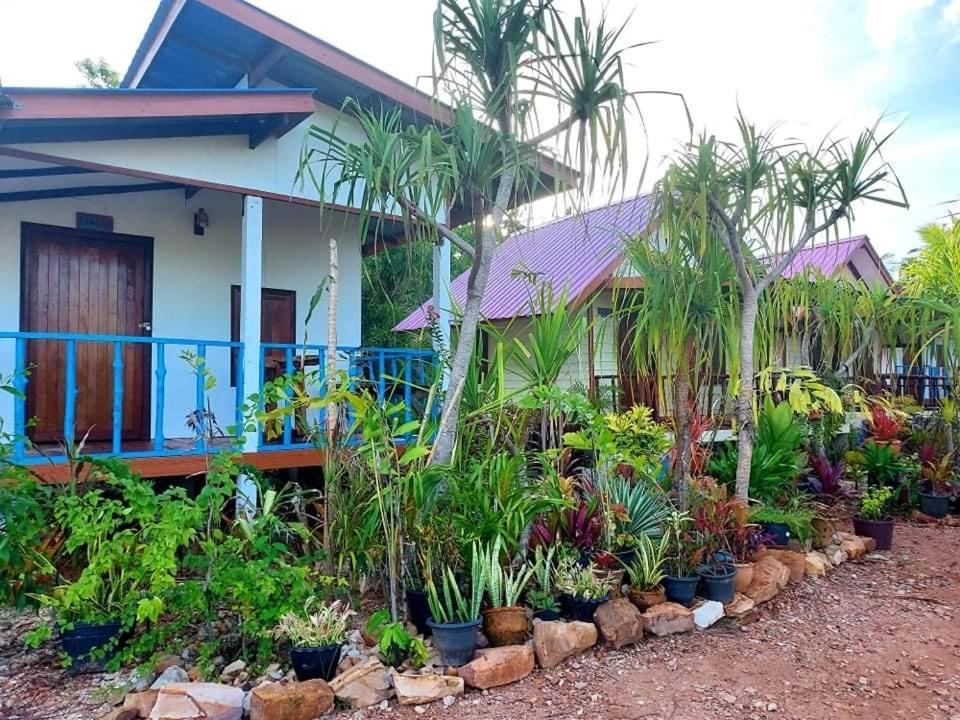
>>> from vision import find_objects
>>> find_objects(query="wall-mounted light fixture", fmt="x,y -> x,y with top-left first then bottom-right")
193,208 -> 209,236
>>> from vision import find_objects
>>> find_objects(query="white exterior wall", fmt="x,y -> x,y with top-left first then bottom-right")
0,187 -> 362,440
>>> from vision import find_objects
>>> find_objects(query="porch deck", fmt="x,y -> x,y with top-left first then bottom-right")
1,330 -> 435,481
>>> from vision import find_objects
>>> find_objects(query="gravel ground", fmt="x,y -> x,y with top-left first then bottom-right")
2,522 -> 958,720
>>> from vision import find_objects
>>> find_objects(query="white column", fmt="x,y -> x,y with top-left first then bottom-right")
241,195 -> 263,451
432,238 -> 451,390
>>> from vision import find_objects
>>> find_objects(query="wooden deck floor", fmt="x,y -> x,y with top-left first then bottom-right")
24,437 -> 324,482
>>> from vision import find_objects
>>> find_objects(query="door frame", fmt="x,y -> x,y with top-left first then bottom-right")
229,285 -> 297,387
19,221 -> 154,442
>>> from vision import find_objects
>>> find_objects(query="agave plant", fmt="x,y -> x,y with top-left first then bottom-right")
604,477 -> 670,540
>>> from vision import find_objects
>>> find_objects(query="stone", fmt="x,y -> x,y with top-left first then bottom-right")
762,549 -> 807,584
220,660 -> 246,680
804,551 -> 830,577
811,518 -> 836,549
148,683 -> 244,720
531,621 -> 597,669
458,645 -> 534,689
154,655 -> 184,675
838,534 -> 866,561
723,594 -> 755,620
744,556 -> 790,604
150,666 -> 190,690
102,710 -> 139,720
249,679 -> 335,720
443,695 -> 456,708
692,600 -> 725,630
642,602 -> 694,637
122,690 -> 159,718
329,657 -> 395,709
594,598 -> 647,649
391,672 -> 464,706
859,535 -> 877,553
823,544 -> 848,566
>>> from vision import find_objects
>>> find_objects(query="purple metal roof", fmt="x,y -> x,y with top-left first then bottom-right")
782,235 -> 892,285
394,195 -> 654,331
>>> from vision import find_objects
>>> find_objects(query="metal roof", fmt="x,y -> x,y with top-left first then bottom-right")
394,195 -> 654,331
783,235 -> 893,286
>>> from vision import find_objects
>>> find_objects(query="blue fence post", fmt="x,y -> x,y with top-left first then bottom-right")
112,341 -> 124,455
403,353 -> 413,425
154,343 -> 166,452
283,346 -> 294,447
12,337 -> 27,462
195,343 -> 207,450
377,350 -> 386,405
234,343 -> 245,442
63,339 -> 77,448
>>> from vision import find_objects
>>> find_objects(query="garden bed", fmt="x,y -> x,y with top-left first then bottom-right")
2,522 -> 957,720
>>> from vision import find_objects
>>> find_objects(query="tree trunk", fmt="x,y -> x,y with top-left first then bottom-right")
429,165 -> 517,466
734,289 -> 759,500
324,237 -> 339,562
672,365 -> 692,509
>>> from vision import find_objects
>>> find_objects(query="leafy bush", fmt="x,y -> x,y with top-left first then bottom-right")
0,472 -> 56,609
858,486 -> 895,520
274,598 -> 355,647
365,609 -> 428,668
749,502 -> 816,542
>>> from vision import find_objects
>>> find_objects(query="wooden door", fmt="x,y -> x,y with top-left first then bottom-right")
617,313 -> 660,416
230,286 -> 296,385
21,223 -> 152,443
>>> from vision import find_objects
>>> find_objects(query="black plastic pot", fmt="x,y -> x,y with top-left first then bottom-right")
406,588 -> 432,636
290,644 -> 342,681
853,517 -> 895,551
427,618 -> 480,666
919,492 -> 951,519
560,593 -> 609,622
533,607 -> 562,622
698,564 -> 737,604
762,522 -> 791,547
614,548 -> 636,566
60,620 -> 123,665
662,575 -> 699,607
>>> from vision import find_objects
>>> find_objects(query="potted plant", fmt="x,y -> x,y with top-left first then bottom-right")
527,546 -> 561,621
919,453 -> 955,519
689,478 -> 742,603
555,556 -> 611,621
425,547 -> 486,667
748,503 -> 815,549
853,486 -> 896,550
625,534 -> 668,611
480,537 -> 535,646
591,551 -> 625,598
867,404 -> 905,454
274,598 -> 354,681
364,609 -> 428,669
660,511 -> 702,607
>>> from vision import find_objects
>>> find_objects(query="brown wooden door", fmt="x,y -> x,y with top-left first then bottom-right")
21,223 -> 152,444
617,313 -> 660,416
230,286 -> 296,385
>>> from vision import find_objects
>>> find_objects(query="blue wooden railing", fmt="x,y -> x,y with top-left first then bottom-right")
0,331 -> 436,464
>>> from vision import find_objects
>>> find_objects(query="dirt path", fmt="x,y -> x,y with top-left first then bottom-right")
2,523 -> 958,720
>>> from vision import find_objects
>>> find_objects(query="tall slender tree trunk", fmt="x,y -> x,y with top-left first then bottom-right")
672,337 -> 695,508
324,237 -> 339,563
430,165 -> 517,466
734,289 -> 759,500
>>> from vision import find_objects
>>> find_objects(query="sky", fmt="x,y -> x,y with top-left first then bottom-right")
0,0 -> 958,265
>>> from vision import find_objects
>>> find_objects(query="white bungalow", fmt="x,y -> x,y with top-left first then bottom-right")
0,0 -> 470,480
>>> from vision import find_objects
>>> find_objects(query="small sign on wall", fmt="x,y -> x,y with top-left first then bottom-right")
76,212 -> 114,233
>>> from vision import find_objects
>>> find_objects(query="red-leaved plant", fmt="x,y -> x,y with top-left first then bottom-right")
868,405 -> 903,442
809,454 -> 845,496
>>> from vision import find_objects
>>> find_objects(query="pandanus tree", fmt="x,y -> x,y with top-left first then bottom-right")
300,0 -> 684,465
618,200 -> 738,508
663,116 -> 907,499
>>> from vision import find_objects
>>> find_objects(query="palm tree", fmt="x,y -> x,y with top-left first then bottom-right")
299,0 -> 687,465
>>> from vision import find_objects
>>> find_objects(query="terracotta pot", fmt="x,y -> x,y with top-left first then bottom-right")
872,438 -> 902,455
592,568 -> 625,598
482,606 -> 530,646
734,562 -> 754,593
627,585 -> 666,612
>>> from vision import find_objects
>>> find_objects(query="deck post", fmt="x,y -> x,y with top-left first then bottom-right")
241,195 -> 263,452
432,237 -> 451,391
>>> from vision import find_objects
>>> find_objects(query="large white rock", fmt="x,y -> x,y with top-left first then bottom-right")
693,601 -> 725,630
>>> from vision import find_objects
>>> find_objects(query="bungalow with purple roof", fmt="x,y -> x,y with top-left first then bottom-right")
396,196 -> 896,415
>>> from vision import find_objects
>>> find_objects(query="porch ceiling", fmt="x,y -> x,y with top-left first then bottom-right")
0,87 -> 315,148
